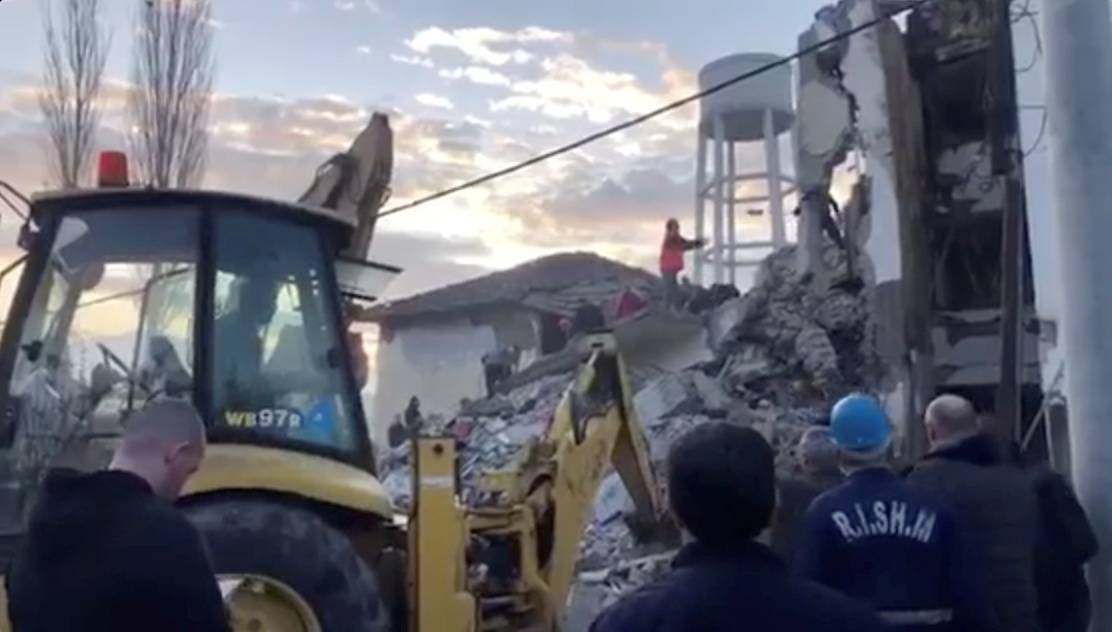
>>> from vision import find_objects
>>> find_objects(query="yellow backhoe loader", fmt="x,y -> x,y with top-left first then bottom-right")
0,152 -> 671,631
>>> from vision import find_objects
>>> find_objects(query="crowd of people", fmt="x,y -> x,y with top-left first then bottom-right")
0,366 -> 1097,632
591,393 -> 1099,632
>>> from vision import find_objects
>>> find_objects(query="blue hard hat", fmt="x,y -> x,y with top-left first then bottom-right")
830,394 -> 891,452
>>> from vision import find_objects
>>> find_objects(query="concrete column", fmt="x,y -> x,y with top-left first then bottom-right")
764,107 -> 787,247
1042,0 -> 1112,627
693,130 -> 708,285
727,140 -> 738,285
712,115 -> 727,284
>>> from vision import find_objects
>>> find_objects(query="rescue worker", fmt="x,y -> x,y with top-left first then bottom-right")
771,426 -> 844,560
6,401 -> 230,632
481,345 -> 519,397
796,394 -> 989,631
659,218 -> 705,310
907,394 -> 1040,632
591,423 -> 885,632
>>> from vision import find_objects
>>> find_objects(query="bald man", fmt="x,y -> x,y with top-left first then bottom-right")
6,401 -> 230,632
907,394 -> 1040,632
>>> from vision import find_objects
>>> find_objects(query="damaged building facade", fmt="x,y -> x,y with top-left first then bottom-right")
794,0 -> 1059,457
365,252 -> 710,445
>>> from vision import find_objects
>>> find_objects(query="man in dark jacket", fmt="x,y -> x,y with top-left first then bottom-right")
907,394 -> 1040,632
771,426 -> 844,560
590,423 -> 884,632
6,401 -> 229,632
1028,463 -> 1098,632
796,394 -> 990,631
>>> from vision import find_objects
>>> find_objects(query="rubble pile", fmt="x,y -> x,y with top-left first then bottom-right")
378,244 -> 884,627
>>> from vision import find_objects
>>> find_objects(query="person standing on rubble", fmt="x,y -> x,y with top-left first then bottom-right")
590,423 -> 885,632
6,401 -> 230,632
796,394 -> 990,631
659,218 -> 705,310
770,426 -> 844,561
906,394 -> 1041,632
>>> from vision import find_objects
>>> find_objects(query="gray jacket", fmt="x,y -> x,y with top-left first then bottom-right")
907,434 -> 1040,632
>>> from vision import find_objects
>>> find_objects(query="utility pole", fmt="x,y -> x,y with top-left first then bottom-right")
1041,0 -> 1112,628
988,0 -> 1025,442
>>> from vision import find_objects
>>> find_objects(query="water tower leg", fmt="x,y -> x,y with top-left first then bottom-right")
712,115 -> 727,285
727,141 -> 738,286
764,108 -> 787,247
694,130 -> 708,285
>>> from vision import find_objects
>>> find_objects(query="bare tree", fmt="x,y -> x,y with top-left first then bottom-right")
40,0 -> 111,189
128,0 -> 215,188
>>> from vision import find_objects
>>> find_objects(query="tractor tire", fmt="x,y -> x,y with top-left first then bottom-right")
186,498 -> 389,632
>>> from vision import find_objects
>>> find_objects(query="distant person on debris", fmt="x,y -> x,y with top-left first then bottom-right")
795,394 -> 990,631
590,423 -> 885,632
614,285 -> 648,320
6,401 -> 229,632
906,394 -> 1040,632
481,345 -> 519,398
770,426 -> 843,561
404,396 -> 424,437
572,300 -> 607,334
659,218 -> 705,310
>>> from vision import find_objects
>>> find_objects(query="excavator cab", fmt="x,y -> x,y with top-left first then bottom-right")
0,185 -> 388,523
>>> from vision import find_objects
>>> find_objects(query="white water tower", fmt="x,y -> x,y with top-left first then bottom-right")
694,53 -> 795,286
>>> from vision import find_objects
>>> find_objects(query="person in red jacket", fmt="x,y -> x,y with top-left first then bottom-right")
659,218 -> 705,310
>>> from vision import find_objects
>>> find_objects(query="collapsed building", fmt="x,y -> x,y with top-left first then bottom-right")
363,252 -> 710,447
373,0 -> 1061,627
792,0 -> 1055,457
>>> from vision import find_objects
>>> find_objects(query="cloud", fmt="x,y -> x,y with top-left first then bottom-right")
437,66 -> 511,87
405,26 -> 571,67
335,0 -> 357,9
491,54 -> 695,125
390,53 -> 434,69
414,93 -> 454,110
356,45 -> 372,55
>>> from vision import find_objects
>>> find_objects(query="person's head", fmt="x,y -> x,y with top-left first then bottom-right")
236,277 -> 281,326
924,394 -> 978,449
668,423 -> 775,546
829,394 -> 892,470
110,401 -> 207,500
798,426 -> 840,475
665,218 -> 680,235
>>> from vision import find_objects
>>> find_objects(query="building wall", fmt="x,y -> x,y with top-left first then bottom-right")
370,307 -> 539,446
1013,0 -> 1063,394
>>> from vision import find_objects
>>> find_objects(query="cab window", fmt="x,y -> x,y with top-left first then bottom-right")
210,211 -> 357,455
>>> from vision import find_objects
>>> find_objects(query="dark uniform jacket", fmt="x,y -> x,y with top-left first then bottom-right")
590,540 -> 885,632
796,467 -> 989,631
1029,465 -> 1098,632
771,469 -> 843,561
6,469 -> 230,632
907,435 -> 1040,632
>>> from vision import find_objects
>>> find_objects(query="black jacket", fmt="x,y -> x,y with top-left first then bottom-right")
1029,465 -> 1097,632
589,540 -> 886,632
907,435 -> 1039,632
6,469 -> 230,632
771,470 -> 843,561
796,468 -> 990,631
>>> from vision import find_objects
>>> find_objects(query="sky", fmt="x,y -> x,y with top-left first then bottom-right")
0,0 -> 821,301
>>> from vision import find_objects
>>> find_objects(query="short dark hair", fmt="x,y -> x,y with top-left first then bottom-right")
667,423 -> 775,545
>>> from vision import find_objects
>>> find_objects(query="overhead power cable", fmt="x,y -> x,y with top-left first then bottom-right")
378,0 -> 935,219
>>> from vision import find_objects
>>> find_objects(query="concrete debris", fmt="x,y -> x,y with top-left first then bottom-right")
379,241 -> 884,625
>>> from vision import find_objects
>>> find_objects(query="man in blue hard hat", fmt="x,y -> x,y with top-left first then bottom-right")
795,394 -> 992,631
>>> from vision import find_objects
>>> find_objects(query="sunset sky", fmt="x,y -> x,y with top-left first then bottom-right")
0,0 -> 818,300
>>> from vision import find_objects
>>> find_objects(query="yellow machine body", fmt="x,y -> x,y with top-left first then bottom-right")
407,332 -> 670,632
183,444 -> 394,519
